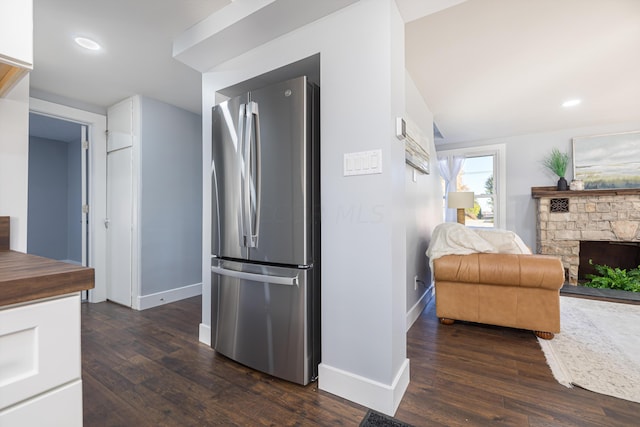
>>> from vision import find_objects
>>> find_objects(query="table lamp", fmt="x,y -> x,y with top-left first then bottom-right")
448,192 -> 474,225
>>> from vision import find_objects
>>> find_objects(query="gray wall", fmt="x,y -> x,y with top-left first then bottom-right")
139,96 -> 202,296
201,2 -> 410,405
28,136 -> 82,261
67,139 -> 82,262
436,120 -> 640,250
404,74 -> 444,312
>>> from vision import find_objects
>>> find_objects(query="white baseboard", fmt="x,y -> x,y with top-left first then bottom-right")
137,282 -> 202,310
199,323 -> 211,346
406,284 -> 434,331
318,358 -> 410,416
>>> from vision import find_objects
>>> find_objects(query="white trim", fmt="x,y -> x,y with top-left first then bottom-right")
437,143 -> 507,229
136,282 -> 202,311
199,323 -> 211,346
29,97 -> 107,303
406,284 -> 434,331
131,96 -> 142,309
318,359 -> 410,417
80,124 -> 88,268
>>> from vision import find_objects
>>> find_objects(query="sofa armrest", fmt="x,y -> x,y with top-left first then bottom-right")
434,253 -> 564,290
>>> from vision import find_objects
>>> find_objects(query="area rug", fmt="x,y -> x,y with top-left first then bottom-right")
538,296 -> 640,403
359,410 -> 414,427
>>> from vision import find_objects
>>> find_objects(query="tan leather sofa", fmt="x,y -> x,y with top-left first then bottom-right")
433,253 -> 564,339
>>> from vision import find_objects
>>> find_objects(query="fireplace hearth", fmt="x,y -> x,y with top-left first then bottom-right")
532,187 -> 640,285
560,282 -> 640,304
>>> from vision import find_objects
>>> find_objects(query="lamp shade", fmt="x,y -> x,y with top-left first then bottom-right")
448,191 -> 474,209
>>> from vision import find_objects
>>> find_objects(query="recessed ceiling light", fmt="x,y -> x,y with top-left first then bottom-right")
74,37 -> 101,51
562,99 -> 581,108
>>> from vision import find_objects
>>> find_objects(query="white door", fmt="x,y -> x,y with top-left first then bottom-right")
106,99 -> 134,307
79,124 -> 90,301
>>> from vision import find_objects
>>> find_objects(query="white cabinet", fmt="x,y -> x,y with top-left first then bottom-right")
0,293 -> 83,427
106,97 -> 135,308
0,0 -> 33,96
0,381 -> 82,427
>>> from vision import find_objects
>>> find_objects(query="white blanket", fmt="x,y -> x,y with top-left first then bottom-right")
426,223 -> 531,271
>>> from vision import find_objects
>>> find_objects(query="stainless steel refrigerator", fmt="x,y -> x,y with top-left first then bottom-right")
210,76 -> 320,385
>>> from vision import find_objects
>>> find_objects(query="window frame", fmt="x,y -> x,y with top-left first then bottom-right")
438,144 -> 506,229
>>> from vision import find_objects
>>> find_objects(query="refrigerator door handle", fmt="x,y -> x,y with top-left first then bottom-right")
237,103 -> 248,247
252,102 -> 262,247
243,101 -> 261,247
211,265 -> 298,286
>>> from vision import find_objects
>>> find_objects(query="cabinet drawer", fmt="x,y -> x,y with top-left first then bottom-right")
0,294 -> 81,410
0,379 -> 82,427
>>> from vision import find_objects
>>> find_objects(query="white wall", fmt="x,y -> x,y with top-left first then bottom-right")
437,120 -> 640,249
199,0 -> 409,415
0,77 -> 30,251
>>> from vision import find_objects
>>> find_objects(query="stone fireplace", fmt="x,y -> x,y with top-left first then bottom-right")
532,187 -> 640,285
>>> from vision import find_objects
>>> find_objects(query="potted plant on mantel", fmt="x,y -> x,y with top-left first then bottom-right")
542,148 -> 570,191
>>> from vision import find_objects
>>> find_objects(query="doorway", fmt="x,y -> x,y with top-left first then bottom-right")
29,97 -> 108,303
28,112 -> 89,298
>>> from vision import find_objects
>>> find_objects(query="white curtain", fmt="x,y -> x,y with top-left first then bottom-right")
438,155 -> 465,222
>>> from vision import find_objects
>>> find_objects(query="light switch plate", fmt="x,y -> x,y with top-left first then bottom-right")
343,149 -> 382,176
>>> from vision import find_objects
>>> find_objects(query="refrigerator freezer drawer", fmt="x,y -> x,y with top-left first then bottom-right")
211,260 -> 318,385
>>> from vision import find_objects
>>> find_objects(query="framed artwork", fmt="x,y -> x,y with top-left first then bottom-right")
572,131 -> 640,189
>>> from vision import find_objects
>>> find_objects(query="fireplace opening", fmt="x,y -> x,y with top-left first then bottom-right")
578,241 -> 640,283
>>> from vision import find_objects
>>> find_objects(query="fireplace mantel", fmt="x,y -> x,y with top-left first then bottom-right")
532,186 -> 640,198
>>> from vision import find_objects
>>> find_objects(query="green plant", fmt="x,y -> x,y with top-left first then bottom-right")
583,260 -> 640,292
542,148 -> 570,178
484,175 -> 494,209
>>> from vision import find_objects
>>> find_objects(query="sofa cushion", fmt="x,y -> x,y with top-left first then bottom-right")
434,253 -> 564,290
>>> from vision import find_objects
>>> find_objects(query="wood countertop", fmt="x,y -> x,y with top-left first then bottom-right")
0,250 -> 95,307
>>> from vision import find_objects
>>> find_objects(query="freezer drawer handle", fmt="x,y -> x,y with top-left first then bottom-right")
211,265 -> 298,286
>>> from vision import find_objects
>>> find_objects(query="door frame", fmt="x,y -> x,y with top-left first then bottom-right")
29,98 -> 107,303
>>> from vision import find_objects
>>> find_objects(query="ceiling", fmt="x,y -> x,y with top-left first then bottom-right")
31,0 -> 231,115
29,0 -> 640,145
404,0 -> 640,144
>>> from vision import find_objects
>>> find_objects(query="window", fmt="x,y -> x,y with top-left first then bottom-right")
457,155 -> 494,227
438,144 -> 506,229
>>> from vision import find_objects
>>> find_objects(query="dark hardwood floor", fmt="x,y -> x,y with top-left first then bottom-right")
81,296 -> 639,426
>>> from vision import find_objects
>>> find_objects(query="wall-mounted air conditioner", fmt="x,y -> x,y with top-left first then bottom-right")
395,117 -> 430,174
